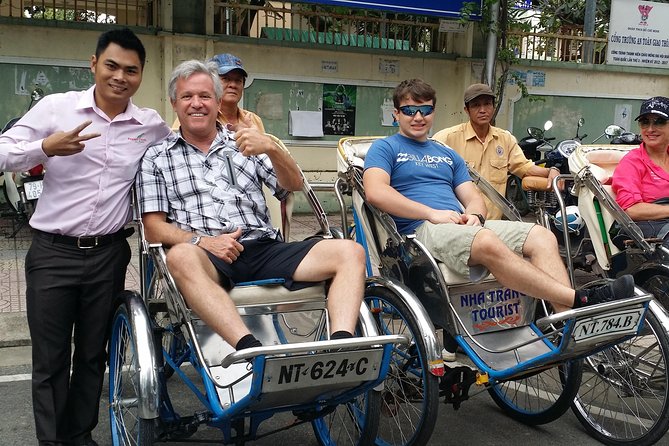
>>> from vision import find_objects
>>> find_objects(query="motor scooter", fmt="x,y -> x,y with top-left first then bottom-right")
589,123 -> 642,145
509,118 -> 585,216
517,120 -> 555,162
543,117 -> 587,174
0,88 -> 45,235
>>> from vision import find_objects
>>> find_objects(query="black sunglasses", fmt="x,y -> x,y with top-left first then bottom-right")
398,105 -> 435,117
638,116 -> 668,128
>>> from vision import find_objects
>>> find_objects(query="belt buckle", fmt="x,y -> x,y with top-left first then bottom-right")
77,236 -> 98,249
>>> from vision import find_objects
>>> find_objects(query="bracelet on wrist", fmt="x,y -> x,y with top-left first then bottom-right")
473,213 -> 486,226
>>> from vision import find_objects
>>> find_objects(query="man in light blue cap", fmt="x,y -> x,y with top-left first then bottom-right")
209,53 -> 265,131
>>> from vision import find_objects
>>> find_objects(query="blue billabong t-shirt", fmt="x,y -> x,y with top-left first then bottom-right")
364,133 -> 472,234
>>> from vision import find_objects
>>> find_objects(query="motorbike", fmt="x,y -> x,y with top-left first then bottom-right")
590,123 -> 642,145
517,120 -> 556,162
1,87 -> 45,235
509,118 -> 585,216
543,117 -> 587,174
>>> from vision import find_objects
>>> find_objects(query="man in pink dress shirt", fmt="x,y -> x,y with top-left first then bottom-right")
0,28 -> 171,446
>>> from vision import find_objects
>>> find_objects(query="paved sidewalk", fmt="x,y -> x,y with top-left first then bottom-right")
0,213 -> 343,347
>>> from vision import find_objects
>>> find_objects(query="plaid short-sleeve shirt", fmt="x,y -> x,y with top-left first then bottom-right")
137,126 -> 289,241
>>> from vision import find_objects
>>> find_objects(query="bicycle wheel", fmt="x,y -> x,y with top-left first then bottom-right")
640,271 -> 669,313
312,389 -> 381,446
488,359 -> 583,425
109,303 -> 156,446
365,285 -> 439,446
147,272 -> 185,378
571,308 -> 669,446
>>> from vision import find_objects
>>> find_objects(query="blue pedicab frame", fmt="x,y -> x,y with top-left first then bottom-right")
107,136 -> 444,446
335,136 -> 664,446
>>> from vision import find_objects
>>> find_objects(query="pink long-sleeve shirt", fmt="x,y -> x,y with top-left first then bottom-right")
0,86 -> 171,236
612,143 -> 669,210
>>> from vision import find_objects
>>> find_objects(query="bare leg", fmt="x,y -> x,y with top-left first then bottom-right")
292,239 -> 366,335
166,243 -> 251,346
522,225 -> 571,288
469,229 -> 574,311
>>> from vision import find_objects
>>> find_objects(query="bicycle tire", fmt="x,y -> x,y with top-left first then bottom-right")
488,359 -> 583,425
365,284 -> 439,446
312,388 -> 381,446
571,308 -> 669,445
109,302 -> 156,446
639,271 -> 669,313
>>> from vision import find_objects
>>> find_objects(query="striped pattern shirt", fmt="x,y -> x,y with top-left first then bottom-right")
137,126 -> 289,241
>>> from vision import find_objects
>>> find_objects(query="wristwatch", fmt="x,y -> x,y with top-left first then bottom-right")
473,213 -> 486,226
190,235 -> 202,246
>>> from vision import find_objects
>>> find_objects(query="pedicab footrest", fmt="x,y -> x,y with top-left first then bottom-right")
217,335 -> 406,411
221,334 -> 408,368
536,294 -> 651,347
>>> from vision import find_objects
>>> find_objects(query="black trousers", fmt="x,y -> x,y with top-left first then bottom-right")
26,233 -> 131,445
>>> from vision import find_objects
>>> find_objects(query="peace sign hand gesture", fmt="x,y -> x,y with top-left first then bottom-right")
42,120 -> 101,157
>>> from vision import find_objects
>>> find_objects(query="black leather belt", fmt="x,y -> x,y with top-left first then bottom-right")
35,227 -> 135,249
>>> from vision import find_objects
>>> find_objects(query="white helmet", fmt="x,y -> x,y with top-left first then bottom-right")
554,205 -> 584,233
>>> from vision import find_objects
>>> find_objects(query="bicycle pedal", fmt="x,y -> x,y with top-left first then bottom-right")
440,366 -> 477,410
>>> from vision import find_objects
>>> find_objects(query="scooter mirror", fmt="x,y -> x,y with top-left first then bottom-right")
527,127 -> 543,138
605,124 -> 624,137
578,117 -> 585,127
544,120 -> 553,131
31,88 -> 44,102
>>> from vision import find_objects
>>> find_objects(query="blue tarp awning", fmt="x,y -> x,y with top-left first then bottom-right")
294,0 -> 482,19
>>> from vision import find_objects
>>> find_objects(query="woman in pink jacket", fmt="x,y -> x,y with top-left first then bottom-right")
612,96 -> 669,244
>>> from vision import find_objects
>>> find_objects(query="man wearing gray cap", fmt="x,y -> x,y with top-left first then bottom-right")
433,83 -> 558,220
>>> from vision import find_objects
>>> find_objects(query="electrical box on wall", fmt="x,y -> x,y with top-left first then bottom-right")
173,0 -> 205,34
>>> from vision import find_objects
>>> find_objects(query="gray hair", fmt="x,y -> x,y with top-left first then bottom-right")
168,59 -> 223,102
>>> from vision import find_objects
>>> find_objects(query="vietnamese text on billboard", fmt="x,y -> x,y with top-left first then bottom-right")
607,0 -> 669,68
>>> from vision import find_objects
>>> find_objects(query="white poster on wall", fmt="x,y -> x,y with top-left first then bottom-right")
614,103 -> 633,131
607,0 -> 669,68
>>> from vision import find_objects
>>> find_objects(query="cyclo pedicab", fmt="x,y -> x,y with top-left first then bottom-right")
520,142 -> 669,445
335,136 -> 669,446
107,136 -> 445,445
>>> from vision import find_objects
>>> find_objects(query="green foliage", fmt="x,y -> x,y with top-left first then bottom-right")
458,1 -> 483,24
462,0 -> 556,119
23,6 -> 110,23
534,0 -> 610,33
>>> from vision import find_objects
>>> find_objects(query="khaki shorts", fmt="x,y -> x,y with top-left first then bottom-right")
415,220 -> 534,282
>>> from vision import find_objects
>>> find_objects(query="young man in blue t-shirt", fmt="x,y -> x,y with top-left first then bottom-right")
363,78 -> 634,360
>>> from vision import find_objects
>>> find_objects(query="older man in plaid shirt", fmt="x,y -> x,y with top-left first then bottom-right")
137,59 -> 365,352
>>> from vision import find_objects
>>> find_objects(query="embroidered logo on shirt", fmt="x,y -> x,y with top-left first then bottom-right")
496,146 -> 504,157
128,132 -> 147,143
